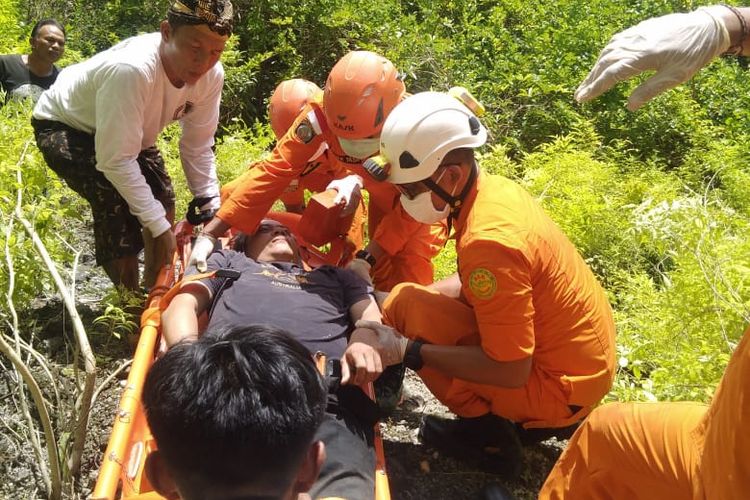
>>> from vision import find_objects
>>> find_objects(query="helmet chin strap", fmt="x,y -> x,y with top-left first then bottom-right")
422,161 -> 478,233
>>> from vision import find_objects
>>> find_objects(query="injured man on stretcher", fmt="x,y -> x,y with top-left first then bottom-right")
161,218 -> 404,500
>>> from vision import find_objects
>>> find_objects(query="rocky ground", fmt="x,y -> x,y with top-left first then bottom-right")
379,371 -> 562,499
0,252 -> 563,500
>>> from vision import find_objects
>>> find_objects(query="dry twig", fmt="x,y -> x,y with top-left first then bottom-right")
0,141 -> 61,499
14,164 -> 97,480
91,359 -> 132,407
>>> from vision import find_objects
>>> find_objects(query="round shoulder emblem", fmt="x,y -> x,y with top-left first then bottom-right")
468,268 -> 497,300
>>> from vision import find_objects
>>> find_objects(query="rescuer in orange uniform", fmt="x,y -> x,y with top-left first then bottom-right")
357,91 -> 616,476
192,51 -> 447,291
220,78 -> 337,214
539,326 -> 750,499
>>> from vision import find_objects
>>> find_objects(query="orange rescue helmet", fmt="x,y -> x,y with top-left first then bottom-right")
323,51 -> 405,140
268,78 -> 323,139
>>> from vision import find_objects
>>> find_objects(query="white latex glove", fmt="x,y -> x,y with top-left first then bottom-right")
354,319 -> 409,367
326,175 -> 363,214
187,234 -> 216,272
575,6 -> 731,111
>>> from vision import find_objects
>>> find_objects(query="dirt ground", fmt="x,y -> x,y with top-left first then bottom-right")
0,259 -> 563,500
380,371 -> 562,500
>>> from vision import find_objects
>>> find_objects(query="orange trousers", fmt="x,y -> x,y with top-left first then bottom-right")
383,283 -> 587,429
539,327 -> 750,499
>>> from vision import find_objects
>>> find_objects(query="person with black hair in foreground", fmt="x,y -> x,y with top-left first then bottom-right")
0,18 -> 66,103
142,324 -> 328,500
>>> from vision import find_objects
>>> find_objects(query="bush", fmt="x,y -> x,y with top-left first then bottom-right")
0,100 -> 82,309
5,0 -> 749,408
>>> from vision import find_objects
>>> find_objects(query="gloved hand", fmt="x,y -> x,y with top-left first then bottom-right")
326,175 -> 363,216
186,196 -> 219,226
354,319 -> 409,367
187,233 -> 217,272
575,6 -> 731,111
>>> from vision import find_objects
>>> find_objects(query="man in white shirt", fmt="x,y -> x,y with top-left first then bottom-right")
31,0 -> 233,290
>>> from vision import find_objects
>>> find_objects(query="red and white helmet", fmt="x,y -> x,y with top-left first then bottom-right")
380,91 -> 487,184
323,51 -> 405,140
268,78 -> 322,139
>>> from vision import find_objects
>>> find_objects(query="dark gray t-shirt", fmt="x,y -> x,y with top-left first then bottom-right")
0,54 -> 59,103
191,249 -> 371,359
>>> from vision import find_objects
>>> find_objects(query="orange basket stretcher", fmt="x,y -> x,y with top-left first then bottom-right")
92,194 -> 389,500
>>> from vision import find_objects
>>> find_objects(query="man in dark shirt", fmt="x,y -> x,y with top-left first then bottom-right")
0,19 -> 66,103
162,218 -> 402,500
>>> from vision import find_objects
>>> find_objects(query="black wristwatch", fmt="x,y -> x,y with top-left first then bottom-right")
355,249 -> 376,267
403,340 -> 425,371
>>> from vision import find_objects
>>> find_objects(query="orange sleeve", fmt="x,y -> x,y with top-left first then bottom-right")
219,170 -> 246,204
371,202 -> 426,256
459,239 -> 535,362
278,179 -> 305,206
217,113 -> 326,234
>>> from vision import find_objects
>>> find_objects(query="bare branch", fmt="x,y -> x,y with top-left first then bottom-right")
0,330 -> 60,499
91,359 -> 132,407
1,331 -> 62,413
2,141 -> 59,498
15,183 -> 98,480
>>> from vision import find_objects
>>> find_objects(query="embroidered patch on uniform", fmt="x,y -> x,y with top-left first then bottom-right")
468,268 -> 496,299
295,118 -> 315,144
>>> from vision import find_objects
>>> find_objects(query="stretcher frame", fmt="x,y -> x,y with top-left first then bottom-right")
92,216 -> 390,500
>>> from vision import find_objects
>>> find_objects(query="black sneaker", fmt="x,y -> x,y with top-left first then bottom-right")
374,362 -> 406,415
419,414 -> 523,480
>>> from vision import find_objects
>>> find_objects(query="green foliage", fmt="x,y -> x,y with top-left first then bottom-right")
158,120 -> 275,218
93,287 -> 143,339
433,239 -> 456,281
0,100 -> 81,310
54,0 -> 167,55
2,0 -> 748,410
0,0 -> 24,53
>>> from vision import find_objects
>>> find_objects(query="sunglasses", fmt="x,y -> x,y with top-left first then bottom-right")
394,165 -> 456,200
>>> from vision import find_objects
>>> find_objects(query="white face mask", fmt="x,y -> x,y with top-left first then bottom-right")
338,137 -> 380,159
400,191 -> 450,224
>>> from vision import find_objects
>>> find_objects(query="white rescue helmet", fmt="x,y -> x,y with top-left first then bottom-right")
380,91 -> 487,185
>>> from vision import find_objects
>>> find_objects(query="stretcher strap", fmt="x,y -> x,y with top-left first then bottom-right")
158,269 -> 241,312
158,271 -> 216,311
